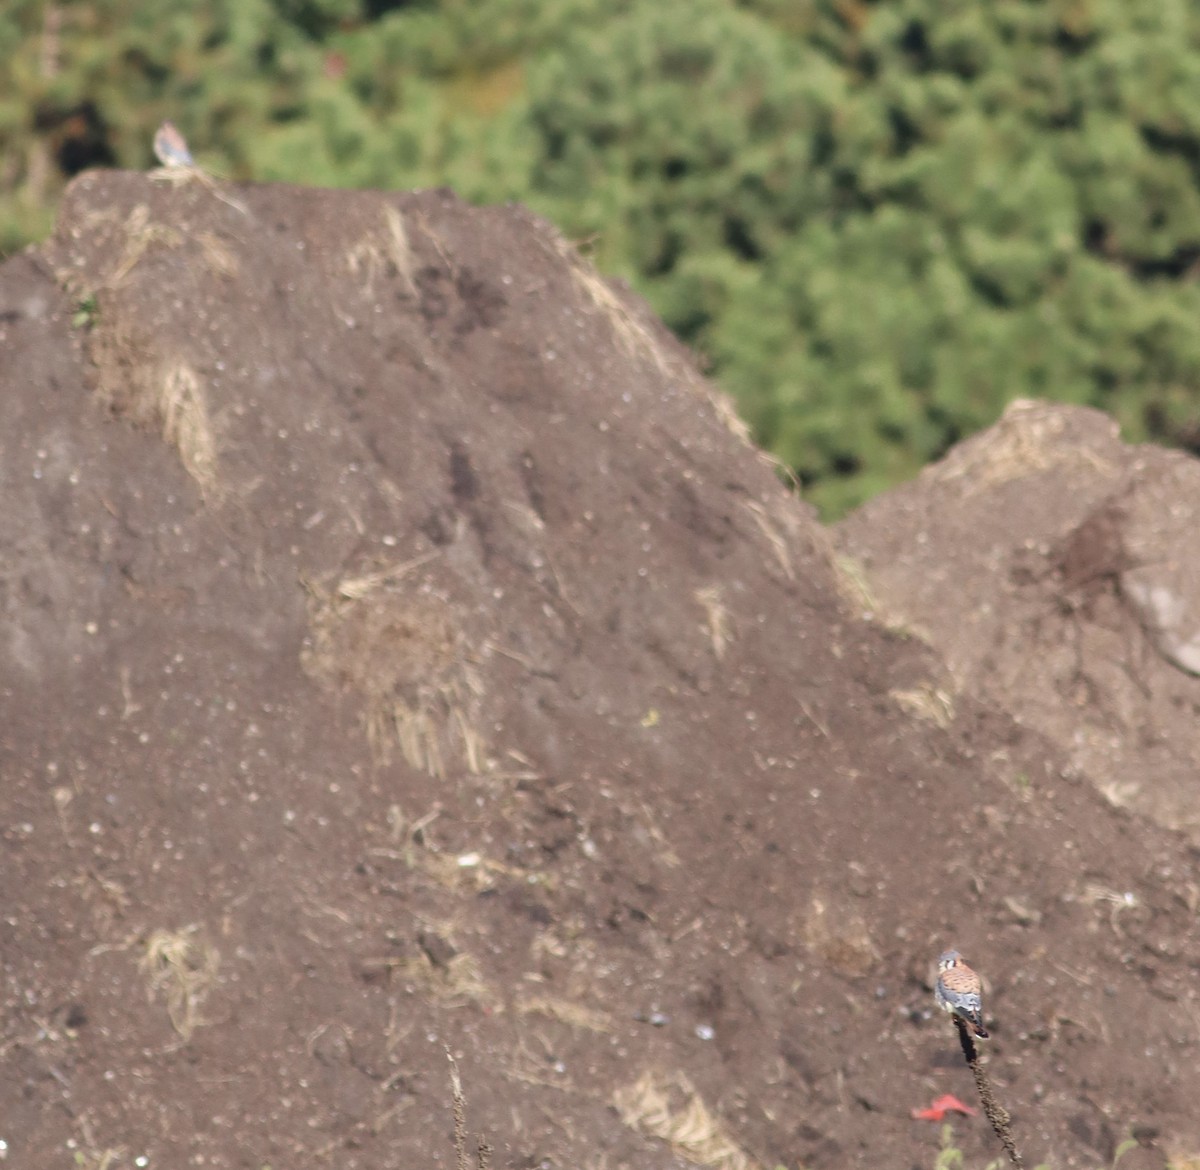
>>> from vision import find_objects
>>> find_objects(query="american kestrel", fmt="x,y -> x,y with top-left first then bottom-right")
935,949 -> 989,1039
153,121 -> 195,168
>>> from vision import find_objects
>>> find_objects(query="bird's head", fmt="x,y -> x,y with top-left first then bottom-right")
936,949 -> 962,971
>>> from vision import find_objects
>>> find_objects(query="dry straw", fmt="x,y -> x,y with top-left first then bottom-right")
139,925 -> 219,1040
614,1070 -> 759,1170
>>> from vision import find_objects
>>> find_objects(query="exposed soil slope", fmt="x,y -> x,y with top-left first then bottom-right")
837,398 -> 1200,843
2,171 -> 1198,1170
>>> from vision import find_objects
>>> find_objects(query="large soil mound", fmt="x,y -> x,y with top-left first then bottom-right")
3,171 -> 1199,1170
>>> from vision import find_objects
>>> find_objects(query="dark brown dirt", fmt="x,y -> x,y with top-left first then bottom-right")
2,170 -> 1199,1170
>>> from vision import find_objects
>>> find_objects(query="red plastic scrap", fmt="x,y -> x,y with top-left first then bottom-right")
911,1094 -> 978,1121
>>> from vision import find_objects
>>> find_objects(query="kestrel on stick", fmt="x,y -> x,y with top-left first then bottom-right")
935,949 -> 988,1039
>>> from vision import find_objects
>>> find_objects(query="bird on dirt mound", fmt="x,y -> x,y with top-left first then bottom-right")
153,121 -> 195,169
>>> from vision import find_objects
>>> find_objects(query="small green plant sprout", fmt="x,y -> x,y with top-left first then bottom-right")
934,1124 -> 965,1170
1110,1137 -> 1139,1168
72,293 -> 98,329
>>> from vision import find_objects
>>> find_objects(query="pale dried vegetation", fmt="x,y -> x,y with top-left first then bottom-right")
369,801 -> 534,901
157,362 -> 219,490
88,323 -> 221,497
302,565 -> 489,776
399,948 -> 494,1011
139,925 -> 219,1040
930,397 -> 1115,494
890,683 -> 957,729
742,499 -> 795,580
614,1070 -> 760,1170
111,213 -> 181,285
559,236 -> 753,447
195,229 -> 240,278
54,202 -> 248,497
74,203 -> 235,290
828,548 -> 925,638
347,203 -> 419,297
695,585 -> 733,660
563,241 -> 673,378
804,895 -> 877,977
516,994 -> 612,1034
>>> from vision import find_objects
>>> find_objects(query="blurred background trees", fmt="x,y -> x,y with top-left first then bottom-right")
5,0 -> 1200,514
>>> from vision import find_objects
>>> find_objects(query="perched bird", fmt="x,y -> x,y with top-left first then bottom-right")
153,121 -> 195,169
935,949 -> 989,1039
149,120 -> 250,216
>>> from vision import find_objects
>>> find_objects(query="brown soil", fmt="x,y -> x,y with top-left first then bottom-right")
2,170 -> 1199,1170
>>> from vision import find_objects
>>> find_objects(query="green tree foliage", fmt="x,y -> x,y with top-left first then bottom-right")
5,0 -> 1200,514
504,0 -> 1200,512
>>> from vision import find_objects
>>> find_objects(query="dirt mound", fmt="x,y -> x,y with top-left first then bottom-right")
2,171 -> 1198,1170
837,398 -> 1200,840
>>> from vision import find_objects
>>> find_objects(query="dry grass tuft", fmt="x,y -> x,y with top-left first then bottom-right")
90,315 -> 221,497
139,925 -> 219,1040
827,549 -> 925,638
708,391 -> 753,445
108,204 -> 182,286
742,501 -> 794,580
830,550 -> 879,615
347,204 -> 418,298
70,1147 -> 124,1170
360,941 -> 496,1010
407,949 -> 494,1010
77,208 -> 224,496
564,245 -> 672,378
695,586 -> 733,660
59,204 -> 240,498
149,164 -> 250,214
361,915 -> 498,1009
346,236 -> 384,294
614,1070 -> 759,1170
196,230 -> 240,278
804,896 -> 877,977
517,994 -> 612,1033
428,850 -> 524,893
930,397 -> 1114,494
158,362 -> 219,492
302,568 -> 488,776
383,204 -> 419,296
559,238 -> 752,446
890,684 -> 956,729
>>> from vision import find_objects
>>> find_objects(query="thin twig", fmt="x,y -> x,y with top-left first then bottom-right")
954,1017 -> 1024,1168
447,1048 -> 469,1170
446,1048 -> 492,1170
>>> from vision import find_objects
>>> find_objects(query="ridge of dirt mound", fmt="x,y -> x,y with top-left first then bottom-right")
837,398 -> 1200,841
2,171 -> 1198,1170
